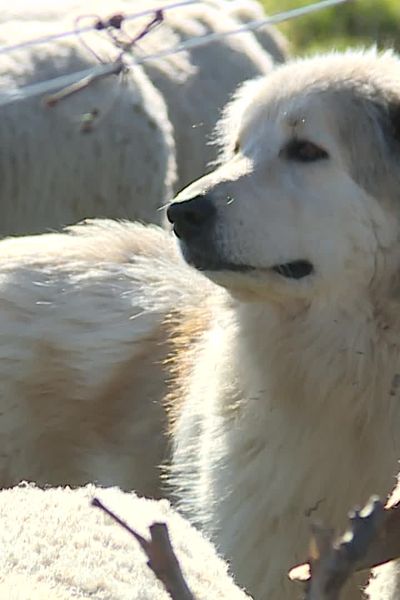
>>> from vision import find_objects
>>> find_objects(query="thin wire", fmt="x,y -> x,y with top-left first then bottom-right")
0,0 -> 201,56
0,0 -> 351,109
0,63 -> 118,107
134,0 -> 350,62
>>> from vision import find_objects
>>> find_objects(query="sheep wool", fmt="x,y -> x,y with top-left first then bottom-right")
0,0 -> 285,227
136,0 -> 276,190
0,484 -> 250,600
0,16 -> 176,235
221,0 -> 290,63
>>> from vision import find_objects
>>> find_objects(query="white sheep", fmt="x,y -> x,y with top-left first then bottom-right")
136,0 -> 277,189
0,0 -> 281,235
221,0 -> 290,62
203,0 -> 289,63
0,220 -> 186,495
0,483 -> 250,599
0,16 -> 177,235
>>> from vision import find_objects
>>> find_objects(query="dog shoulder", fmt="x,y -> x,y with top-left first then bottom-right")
0,221 -> 185,400
0,219 -> 215,400
164,298 -> 220,436
0,219 -> 178,264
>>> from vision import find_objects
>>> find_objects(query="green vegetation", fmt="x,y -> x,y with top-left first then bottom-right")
262,0 -> 400,54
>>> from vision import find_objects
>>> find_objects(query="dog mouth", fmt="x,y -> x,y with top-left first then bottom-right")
271,260 -> 314,280
220,259 -> 314,280
182,245 -> 314,280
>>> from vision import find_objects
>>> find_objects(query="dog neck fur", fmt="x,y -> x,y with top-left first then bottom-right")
170,49 -> 400,597
171,276 -> 400,596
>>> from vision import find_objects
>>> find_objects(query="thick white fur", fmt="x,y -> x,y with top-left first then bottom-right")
0,220 -> 214,496
367,562 -> 400,600
2,1 -> 276,213
169,49 -> 400,598
0,484 -> 249,599
2,48 -> 400,599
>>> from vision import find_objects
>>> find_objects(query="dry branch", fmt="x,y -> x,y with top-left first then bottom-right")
289,497 -> 389,599
92,496 -> 195,600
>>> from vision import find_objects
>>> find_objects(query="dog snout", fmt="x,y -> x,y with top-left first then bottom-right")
167,194 -> 216,240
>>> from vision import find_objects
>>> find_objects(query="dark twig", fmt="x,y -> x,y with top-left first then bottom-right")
289,497 -> 385,600
355,498 -> 400,571
43,61 -> 124,107
43,8 -> 163,128
92,497 -> 195,600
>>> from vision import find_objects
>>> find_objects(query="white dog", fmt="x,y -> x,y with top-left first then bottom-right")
166,48 -> 400,598
1,48 -> 400,598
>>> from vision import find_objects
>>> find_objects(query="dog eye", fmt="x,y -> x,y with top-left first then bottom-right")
283,139 -> 329,162
233,140 -> 240,154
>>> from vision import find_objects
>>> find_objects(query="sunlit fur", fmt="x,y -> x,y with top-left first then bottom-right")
170,48 -> 400,598
0,484 -> 248,600
2,49 -> 400,598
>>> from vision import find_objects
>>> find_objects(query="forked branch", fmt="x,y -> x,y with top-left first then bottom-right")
92,497 -> 194,600
290,496 -> 400,599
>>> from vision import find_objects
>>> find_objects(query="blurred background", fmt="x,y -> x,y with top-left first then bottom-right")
264,0 -> 400,54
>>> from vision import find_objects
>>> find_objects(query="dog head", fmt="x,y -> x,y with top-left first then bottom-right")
168,50 -> 400,306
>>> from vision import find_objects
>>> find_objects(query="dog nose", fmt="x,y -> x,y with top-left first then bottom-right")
167,194 -> 216,239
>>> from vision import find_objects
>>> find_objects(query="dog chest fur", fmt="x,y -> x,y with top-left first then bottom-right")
171,293 -> 400,597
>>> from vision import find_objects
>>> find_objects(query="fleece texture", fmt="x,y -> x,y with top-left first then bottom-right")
0,484 -> 250,599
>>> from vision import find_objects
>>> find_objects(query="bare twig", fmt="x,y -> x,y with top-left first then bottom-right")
0,0 -> 351,109
43,61 -> 124,107
42,9 -> 163,125
355,498 -> 400,571
92,497 -> 195,600
290,495 -> 400,592
289,497 -> 385,600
